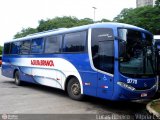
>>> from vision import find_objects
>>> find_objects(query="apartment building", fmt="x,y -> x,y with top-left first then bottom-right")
136,0 -> 156,7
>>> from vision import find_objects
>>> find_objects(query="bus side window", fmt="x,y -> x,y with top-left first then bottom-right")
31,38 -> 44,54
45,35 -> 62,53
63,31 -> 87,52
20,40 -> 31,54
91,28 -> 114,74
10,42 -> 21,54
4,43 -> 11,55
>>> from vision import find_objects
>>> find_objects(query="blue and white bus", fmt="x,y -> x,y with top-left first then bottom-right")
154,35 -> 160,88
2,23 -> 158,101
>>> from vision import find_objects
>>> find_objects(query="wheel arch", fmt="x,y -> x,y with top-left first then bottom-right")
64,75 -> 83,94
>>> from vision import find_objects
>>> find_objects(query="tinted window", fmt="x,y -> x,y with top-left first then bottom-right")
45,35 -> 62,53
91,28 -> 114,74
31,38 -> 44,54
10,42 -> 21,54
63,31 -> 87,52
4,43 -> 10,54
20,40 -> 31,54
118,29 -> 155,78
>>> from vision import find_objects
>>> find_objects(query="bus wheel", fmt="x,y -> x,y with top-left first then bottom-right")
14,71 -> 22,86
67,77 -> 83,100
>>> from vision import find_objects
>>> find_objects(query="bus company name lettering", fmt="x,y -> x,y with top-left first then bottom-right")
31,60 -> 54,67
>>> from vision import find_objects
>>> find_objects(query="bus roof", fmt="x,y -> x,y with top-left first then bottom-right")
5,22 -> 150,43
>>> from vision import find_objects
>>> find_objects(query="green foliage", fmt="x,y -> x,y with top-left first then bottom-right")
113,8 -> 134,23
14,27 -> 38,38
37,16 -> 94,32
0,46 -> 3,55
99,19 -> 111,22
37,16 -> 79,32
14,16 -> 110,38
76,18 -> 93,26
113,6 -> 160,34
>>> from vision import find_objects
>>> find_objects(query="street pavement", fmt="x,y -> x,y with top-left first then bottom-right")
0,71 -> 158,119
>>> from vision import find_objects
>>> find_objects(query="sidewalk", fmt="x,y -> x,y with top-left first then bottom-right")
146,99 -> 160,118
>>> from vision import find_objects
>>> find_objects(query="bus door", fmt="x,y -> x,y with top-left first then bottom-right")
96,37 -> 114,98
154,40 -> 160,90
91,28 -> 114,99
157,44 -> 160,79
155,40 -> 160,80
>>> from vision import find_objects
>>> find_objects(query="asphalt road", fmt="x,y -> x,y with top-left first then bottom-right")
0,71 -> 159,120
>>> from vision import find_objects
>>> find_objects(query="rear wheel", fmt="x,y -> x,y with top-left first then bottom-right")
14,71 -> 22,86
67,77 -> 83,100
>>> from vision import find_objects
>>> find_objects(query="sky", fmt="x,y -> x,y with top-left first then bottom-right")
0,0 -> 136,46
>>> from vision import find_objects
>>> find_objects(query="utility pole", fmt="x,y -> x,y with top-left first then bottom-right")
92,7 -> 97,22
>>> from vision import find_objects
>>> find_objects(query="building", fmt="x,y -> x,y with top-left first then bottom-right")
136,0 -> 156,7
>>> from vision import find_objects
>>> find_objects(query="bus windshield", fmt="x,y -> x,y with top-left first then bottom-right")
118,29 -> 155,78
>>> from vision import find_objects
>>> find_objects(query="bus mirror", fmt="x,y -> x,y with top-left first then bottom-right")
115,36 -> 125,42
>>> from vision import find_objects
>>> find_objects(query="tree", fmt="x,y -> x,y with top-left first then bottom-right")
100,19 -> 111,22
113,8 -> 133,23
113,6 -> 160,35
76,18 -> 93,26
0,46 -> 3,55
14,27 -> 38,38
37,16 -> 79,32
14,16 -> 111,38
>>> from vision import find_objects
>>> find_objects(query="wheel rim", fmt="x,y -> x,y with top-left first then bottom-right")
71,82 -> 80,96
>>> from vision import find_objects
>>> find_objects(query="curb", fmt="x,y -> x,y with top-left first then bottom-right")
146,99 -> 160,118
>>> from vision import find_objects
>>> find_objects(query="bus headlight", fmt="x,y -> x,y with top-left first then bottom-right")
117,82 -> 136,91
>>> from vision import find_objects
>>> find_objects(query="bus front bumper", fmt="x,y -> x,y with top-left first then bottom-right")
113,82 -> 157,100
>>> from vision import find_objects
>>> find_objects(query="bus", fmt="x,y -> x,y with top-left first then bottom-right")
154,35 -> 160,88
2,23 -> 158,101
154,35 -> 160,42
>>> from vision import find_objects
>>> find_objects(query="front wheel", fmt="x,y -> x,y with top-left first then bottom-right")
67,78 -> 83,100
14,71 -> 22,86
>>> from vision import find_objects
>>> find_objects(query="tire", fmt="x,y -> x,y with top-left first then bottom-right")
14,71 -> 22,86
67,77 -> 83,100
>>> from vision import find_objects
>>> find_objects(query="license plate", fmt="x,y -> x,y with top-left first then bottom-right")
141,93 -> 147,97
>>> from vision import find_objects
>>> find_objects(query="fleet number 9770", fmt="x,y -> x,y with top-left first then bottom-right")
127,79 -> 137,84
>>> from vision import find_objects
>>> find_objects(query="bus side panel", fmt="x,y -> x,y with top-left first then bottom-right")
19,66 -> 35,84
80,71 -> 97,97
2,53 -> 100,97
2,56 -> 36,84
65,53 -> 98,97
2,64 -> 13,78
2,56 -> 13,78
